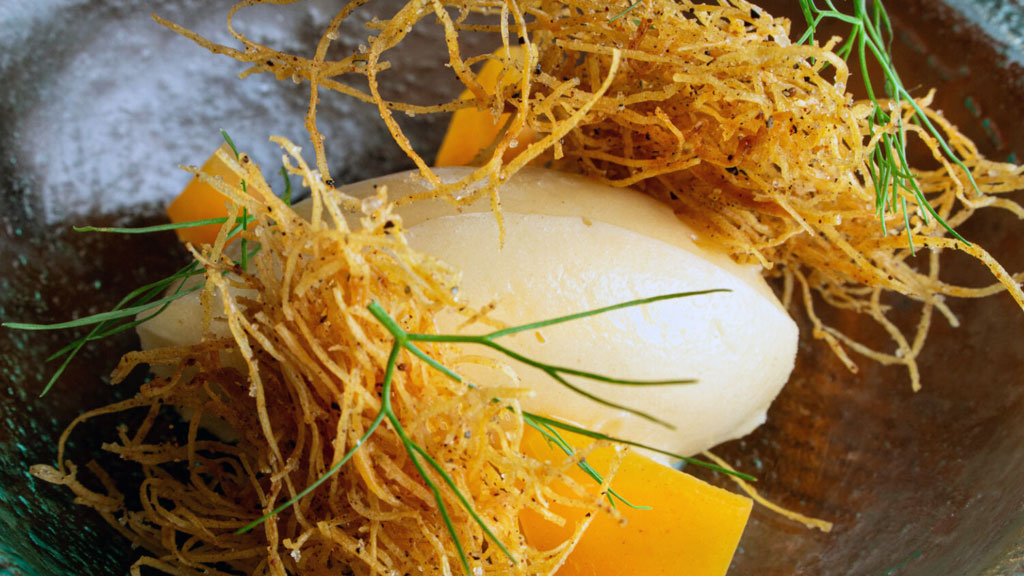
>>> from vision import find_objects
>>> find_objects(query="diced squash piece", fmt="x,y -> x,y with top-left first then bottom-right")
519,426 -> 752,576
166,144 -> 242,245
435,48 -> 535,167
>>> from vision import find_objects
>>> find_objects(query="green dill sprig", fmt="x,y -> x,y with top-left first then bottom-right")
522,412 -> 756,482
72,218 -> 233,235
2,130 -> 292,394
2,214 -> 259,396
241,293 -> 741,574
407,289 -> 729,428
6,265 -> 204,397
796,0 -> 977,251
8,217 -> 745,573
4,131 -> 754,573
521,414 -> 649,510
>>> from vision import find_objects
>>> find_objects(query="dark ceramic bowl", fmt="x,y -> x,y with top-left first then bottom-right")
1,1 -> 1022,574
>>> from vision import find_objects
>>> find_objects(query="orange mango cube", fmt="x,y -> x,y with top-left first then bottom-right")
435,48 -> 535,167
519,426 -> 752,576
165,143 -> 242,245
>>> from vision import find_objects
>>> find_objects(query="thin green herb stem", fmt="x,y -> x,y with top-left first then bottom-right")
481,289 -> 729,340
405,441 -> 472,575
799,2 -> 816,36
418,334 -> 693,387
73,218 -> 231,235
13,265 -> 202,396
406,293 -> 730,428
219,129 -> 252,272
797,0 -> 976,249
404,339 -> 467,384
237,326 -> 400,535
398,420 -> 516,569
8,226 -> 258,394
608,0 -> 641,23
479,341 -> 679,427
280,166 -> 292,206
45,262 -> 202,361
42,271 -> 198,375
405,291 -> 729,428
522,412 -> 756,482
241,208 -> 249,272
72,214 -> 255,236
262,296 -> 746,572
375,293 -> 753,481
5,280 -> 203,392
4,285 -> 204,332
14,131 -> 277,394
522,415 -> 642,509
235,394 -> 390,534
220,129 -> 239,158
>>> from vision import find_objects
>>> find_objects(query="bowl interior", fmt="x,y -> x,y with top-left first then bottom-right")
1,1 -> 1022,574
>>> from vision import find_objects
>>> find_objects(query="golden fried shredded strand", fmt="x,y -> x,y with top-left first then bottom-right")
158,0 -> 1024,391
33,142 -> 604,575
702,451 -> 834,533
36,1 -> 1024,571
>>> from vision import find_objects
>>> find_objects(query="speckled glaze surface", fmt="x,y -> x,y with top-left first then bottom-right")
0,1 -> 1021,575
